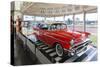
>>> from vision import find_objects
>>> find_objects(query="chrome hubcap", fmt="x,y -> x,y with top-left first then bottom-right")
56,44 -> 63,56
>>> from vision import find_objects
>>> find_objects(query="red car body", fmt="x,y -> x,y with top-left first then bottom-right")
33,23 -> 91,56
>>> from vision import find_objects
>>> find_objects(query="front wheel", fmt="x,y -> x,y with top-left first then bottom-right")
56,43 -> 64,57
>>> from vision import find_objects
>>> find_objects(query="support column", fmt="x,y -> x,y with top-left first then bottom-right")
34,16 -> 36,22
12,1 -> 23,33
73,14 -> 75,31
54,16 -> 55,22
13,1 -> 23,21
83,12 -> 86,32
44,16 -> 46,22
63,15 -> 66,23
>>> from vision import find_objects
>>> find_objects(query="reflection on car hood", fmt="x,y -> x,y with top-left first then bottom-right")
50,30 -> 82,42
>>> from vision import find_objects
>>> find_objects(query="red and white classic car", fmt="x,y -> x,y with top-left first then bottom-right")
33,22 -> 92,56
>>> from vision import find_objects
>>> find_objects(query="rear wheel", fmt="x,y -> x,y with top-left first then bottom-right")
56,43 -> 64,57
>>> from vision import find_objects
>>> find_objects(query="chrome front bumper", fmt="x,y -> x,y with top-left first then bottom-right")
64,39 -> 92,55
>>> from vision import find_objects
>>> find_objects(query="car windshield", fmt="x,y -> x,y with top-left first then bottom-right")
39,24 -> 49,30
50,23 -> 67,30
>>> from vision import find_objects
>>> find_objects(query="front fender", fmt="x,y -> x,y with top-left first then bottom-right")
53,40 -> 71,49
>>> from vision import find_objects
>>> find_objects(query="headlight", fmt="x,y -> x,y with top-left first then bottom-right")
70,39 -> 74,46
87,34 -> 91,38
82,34 -> 85,37
81,34 -> 86,40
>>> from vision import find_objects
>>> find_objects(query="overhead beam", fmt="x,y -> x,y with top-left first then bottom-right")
21,3 -> 33,12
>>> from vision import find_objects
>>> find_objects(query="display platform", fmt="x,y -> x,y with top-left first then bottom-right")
16,32 -> 97,64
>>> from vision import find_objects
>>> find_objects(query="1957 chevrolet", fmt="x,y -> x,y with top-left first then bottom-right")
33,22 -> 92,56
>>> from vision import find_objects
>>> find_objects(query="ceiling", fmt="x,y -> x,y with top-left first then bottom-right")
20,2 -> 97,17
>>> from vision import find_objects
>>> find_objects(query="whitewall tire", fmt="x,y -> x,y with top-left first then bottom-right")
56,44 -> 64,56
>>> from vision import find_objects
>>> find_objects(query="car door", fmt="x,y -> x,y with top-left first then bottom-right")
38,24 -> 49,45
38,29 -> 46,42
43,29 -> 57,47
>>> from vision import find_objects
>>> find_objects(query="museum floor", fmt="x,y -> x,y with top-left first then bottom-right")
14,37 -> 41,65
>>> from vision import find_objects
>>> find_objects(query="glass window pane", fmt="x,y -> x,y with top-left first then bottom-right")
23,15 -> 34,21
55,16 -> 63,22
74,14 -> 84,31
65,15 -> 73,30
46,17 -> 54,21
36,16 -> 44,21
86,13 -> 97,45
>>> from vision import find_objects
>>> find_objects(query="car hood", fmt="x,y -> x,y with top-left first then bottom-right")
50,30 -> 82,42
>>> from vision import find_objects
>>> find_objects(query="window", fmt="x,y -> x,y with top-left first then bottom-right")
86,13 -> 97,45
55,16 -> 63,22
74,14 -> 84,31
65,15 -> 73,30
86,13 -> 97,34
46,17 -> 54,21
36,16 -> 44,21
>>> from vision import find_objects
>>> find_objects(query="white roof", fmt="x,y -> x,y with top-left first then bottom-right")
20,2 -> 97,17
